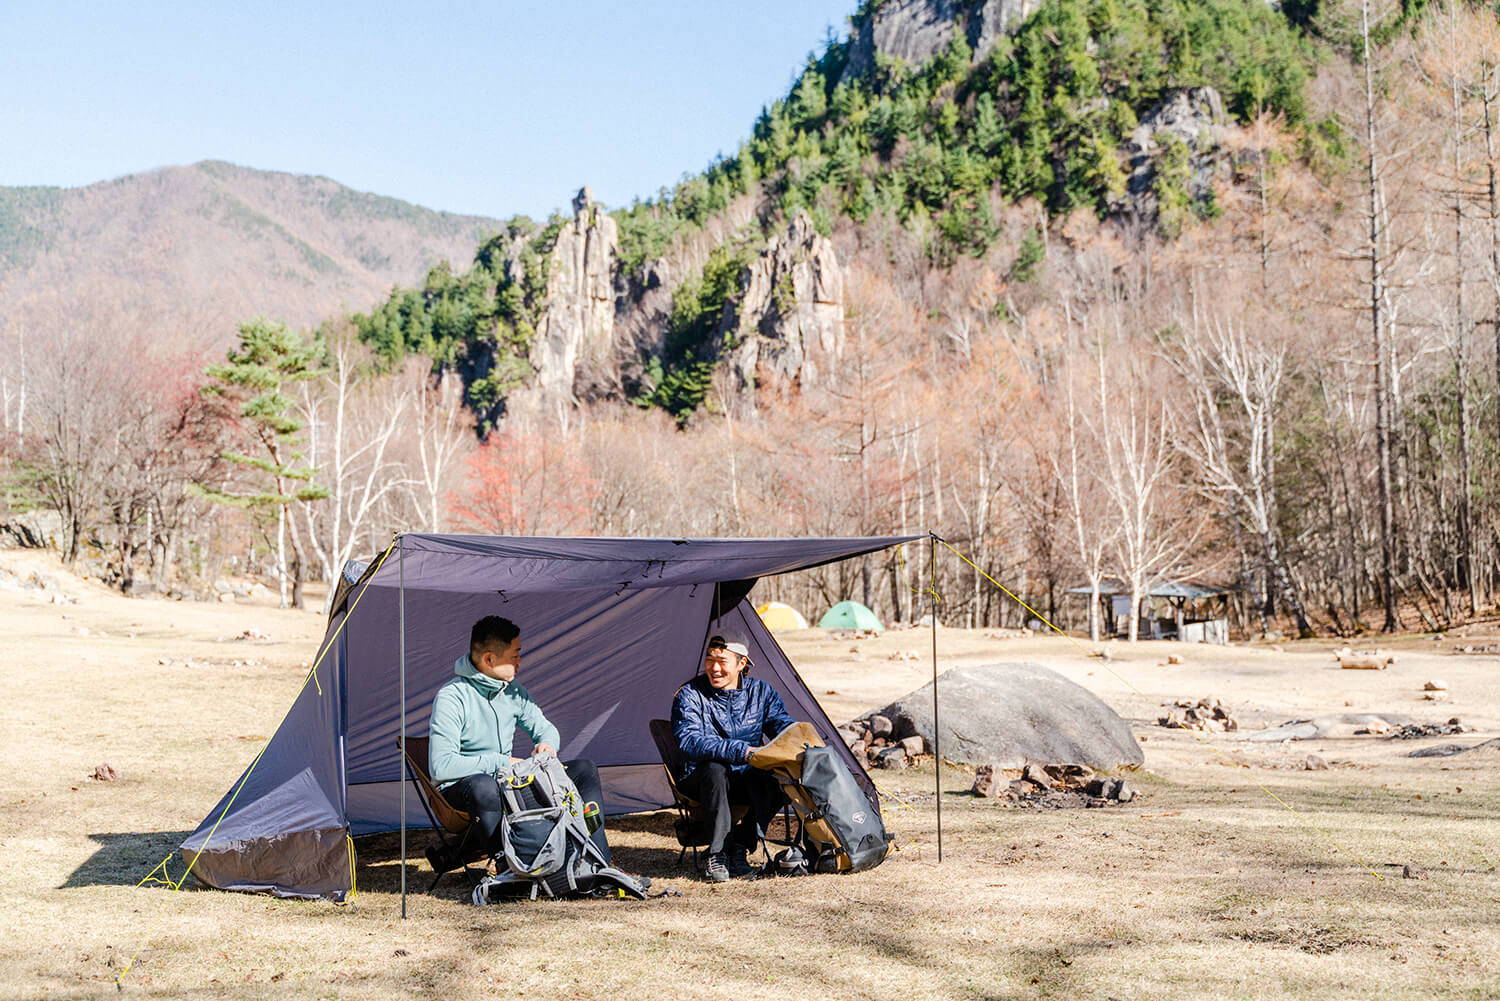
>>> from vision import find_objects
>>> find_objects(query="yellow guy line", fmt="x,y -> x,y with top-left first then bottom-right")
115,536 -> 399,989
935,537 -> 1387,882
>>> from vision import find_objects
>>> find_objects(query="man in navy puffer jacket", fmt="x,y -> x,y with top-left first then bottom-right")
671,631 -> 797,881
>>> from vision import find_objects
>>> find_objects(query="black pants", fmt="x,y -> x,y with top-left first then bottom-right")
678,762 -> 785,855
444,759 -> 611,865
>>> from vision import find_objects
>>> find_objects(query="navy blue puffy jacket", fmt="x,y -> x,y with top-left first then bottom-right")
671,674 -> 796,778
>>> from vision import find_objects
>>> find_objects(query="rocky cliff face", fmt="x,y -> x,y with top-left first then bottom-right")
840,0 -> 1040,84
509,188 -> 619,420
1117,87 -> 1227,224
718,212 -> 845,407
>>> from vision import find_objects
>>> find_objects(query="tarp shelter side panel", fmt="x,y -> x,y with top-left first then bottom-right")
343,581 -> 716,829
715,600 -> 880,810
179,611 -> 350,900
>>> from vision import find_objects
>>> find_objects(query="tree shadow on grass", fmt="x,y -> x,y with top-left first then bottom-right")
61,830 -> 195,889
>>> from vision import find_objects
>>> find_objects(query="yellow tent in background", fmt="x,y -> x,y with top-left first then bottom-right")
756,601 -> 810,631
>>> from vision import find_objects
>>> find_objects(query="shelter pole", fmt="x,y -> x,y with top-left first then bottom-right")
930,532 -> 942,864
399,535 -> 407,919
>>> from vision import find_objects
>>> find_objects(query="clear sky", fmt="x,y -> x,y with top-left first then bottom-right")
1,1 -> 855,220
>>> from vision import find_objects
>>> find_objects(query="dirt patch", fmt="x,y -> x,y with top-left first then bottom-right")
1232,924 -> 1388,954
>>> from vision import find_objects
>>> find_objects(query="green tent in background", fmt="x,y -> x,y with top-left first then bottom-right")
819,600 -> 884,632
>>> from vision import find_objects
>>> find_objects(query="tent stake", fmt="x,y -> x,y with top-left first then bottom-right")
399,535 -> 407,919
930,532 -> 942,864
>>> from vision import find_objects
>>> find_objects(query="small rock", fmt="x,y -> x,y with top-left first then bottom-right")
218,593 -> 235,603
1021,762 -> 1052,789
91,763 -> 120,782
1115,783 -> 1136,803
1423,680 -> 1448,691
1422,691 -> 1449,701
1402,865 -> 1423,879
867,714 -> 893,739
1300,754 -> 1329,771
875,746 -> 908,770
972,763 -> 1001,797
1043,763 -> 1092,786
1166,654 -> 1183,665
899,735 -> 926,756
851,741 -> 867,758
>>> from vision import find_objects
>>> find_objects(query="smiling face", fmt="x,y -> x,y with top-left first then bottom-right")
703,646 -> 747,690
473,635 -> 522,683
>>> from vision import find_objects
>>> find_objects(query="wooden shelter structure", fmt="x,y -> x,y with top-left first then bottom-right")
1067,579 -> 1233,642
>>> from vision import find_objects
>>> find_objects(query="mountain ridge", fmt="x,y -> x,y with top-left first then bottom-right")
0,159 -> 504,352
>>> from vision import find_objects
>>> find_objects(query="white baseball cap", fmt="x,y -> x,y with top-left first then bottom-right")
707,632 -> 750,658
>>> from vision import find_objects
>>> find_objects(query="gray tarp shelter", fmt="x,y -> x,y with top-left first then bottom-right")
179,533 -> 919,901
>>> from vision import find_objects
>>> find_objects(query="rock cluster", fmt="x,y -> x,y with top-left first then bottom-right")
971,762 -> 1138,808
838,714 -> 928,770
1158,697 -> 1238,732
1386,719 -> 1471,740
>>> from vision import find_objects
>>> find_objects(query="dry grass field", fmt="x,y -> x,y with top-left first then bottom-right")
2,547 -> 1497,1000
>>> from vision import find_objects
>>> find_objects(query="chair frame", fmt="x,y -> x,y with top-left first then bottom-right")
397,736 -> 490,893
648,719 -> 801,869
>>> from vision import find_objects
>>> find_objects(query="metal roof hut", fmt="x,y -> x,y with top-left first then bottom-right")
1068,578 -> 1232,642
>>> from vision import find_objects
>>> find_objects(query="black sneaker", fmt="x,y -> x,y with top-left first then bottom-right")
703,852 -> 730,882
725,846 -> 756,878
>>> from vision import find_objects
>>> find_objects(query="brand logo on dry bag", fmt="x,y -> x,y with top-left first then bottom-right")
851,811 -> 866,824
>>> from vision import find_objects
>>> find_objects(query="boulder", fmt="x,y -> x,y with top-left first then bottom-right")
899,735 -> 926,757
859,663 -> 1144,770
972,763 -> 1003,798
875,746 -> 909,770
868,714 -> 894,739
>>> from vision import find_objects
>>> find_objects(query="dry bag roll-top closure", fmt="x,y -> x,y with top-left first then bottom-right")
750,723 -> 894,874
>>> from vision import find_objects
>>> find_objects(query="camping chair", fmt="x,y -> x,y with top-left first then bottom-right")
648,719 -> 798,868
396,736 -> 490,892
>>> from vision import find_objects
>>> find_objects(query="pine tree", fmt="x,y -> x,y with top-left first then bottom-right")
196,318 -> 328,609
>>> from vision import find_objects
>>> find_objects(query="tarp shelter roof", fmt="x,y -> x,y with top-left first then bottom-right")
182,533 -> 920,901
1067,579 -> 1233,600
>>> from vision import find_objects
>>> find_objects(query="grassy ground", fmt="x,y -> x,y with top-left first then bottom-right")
2,548 -> 1497,1000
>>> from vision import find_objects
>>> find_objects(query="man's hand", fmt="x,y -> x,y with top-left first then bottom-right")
744,745 -> 760,762
533,742 -> 556,757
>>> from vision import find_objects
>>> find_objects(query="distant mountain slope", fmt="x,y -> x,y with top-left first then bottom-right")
0,160 -> 502,351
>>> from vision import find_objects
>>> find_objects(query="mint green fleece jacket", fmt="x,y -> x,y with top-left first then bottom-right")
428,654 -> 561,789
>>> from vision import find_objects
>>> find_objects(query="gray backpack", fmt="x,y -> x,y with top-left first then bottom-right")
471,754 -> 646,902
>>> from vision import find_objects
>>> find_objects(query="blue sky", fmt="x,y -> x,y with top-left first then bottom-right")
1,1 -> 855,219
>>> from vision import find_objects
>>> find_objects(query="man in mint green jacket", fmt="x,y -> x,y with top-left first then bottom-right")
428,615 -> 609,866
